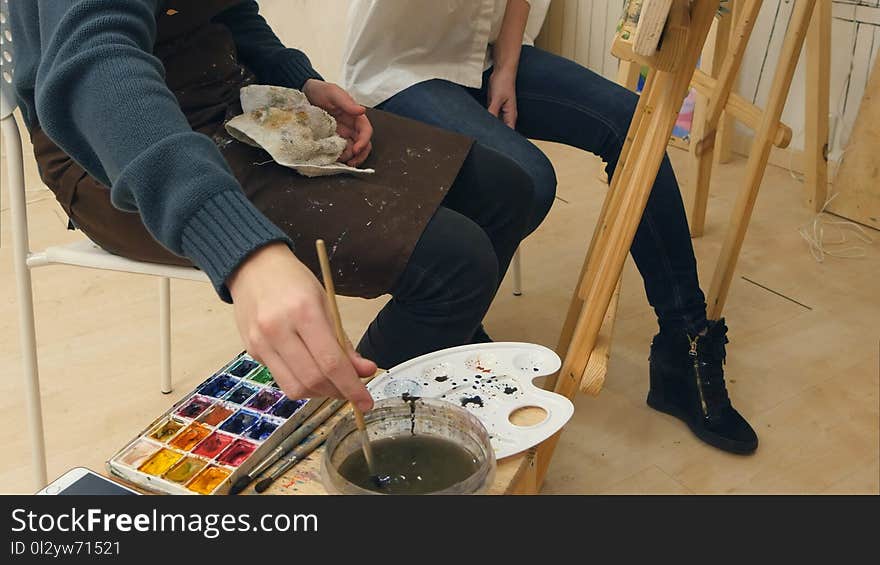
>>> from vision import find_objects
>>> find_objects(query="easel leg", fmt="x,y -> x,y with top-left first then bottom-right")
509,450 -> 539,494
580,56 -> 656,394
804,0 -> 831,212
716,0 -> 740,165
549,72 -> 659,392
688,0 -> 763,237
706,0 -> 819,319
687,13 -> 724,237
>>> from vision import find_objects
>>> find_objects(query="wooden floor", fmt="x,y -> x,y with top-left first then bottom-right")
1,130 -> 877,494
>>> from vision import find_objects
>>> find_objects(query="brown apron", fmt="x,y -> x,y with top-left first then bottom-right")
30,0 -> 473,298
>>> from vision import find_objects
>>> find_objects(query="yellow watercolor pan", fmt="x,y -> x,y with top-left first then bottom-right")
149,418 -> 185,443
138,448 -> 184,476
163,456 -> 208,484
186,466 -> 231,494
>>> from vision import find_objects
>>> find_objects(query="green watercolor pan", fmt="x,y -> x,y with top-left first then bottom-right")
107,352 -> 322,495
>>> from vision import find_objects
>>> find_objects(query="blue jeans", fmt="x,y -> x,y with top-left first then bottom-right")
378,45 -> 708,333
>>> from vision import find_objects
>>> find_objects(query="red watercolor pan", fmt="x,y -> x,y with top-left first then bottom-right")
191,432 -> 234,459
216,439 -> 258,467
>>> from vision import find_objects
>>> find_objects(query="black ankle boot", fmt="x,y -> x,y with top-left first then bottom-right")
647,319 -> 758,454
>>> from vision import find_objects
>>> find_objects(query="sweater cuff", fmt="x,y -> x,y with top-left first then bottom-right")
180,190 -> 293,303
273,48 -> 324,90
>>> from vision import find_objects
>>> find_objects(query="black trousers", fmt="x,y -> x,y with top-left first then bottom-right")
357,144 -> 535,369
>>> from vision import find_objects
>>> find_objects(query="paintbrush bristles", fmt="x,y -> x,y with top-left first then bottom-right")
229,477 -> 251,496
253,477 -> 273,494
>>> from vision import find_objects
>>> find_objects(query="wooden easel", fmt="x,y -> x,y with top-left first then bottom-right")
686,0 -> 829,236
556,0 -> 795,395
704,0 -> 818,318
538,0 -> 821,487
687,0 -> 792,237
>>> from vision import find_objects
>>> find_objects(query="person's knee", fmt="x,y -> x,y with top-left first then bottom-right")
526,152 -> 557,227
471,143 -> 546,229
501,158 -> 538,220
443,218 -> 499,305
504,147 -> 555,234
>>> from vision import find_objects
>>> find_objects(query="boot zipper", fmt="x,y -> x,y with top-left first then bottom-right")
689,336 -> 708,417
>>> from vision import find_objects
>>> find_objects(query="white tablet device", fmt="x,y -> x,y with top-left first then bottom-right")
36,467 -> 141,495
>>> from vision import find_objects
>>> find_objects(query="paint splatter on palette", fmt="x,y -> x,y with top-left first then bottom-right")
107,352 -> 321,495
367,343 -> 575,459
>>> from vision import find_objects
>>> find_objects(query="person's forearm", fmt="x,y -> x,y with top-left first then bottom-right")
493,0 -> 531,72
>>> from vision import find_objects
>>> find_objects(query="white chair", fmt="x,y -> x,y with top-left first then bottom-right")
0,5 -> 209,489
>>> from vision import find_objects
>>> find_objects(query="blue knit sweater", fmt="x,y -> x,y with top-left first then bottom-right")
9,1 -> 323,301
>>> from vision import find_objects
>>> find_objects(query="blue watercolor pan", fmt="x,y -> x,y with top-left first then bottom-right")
245,417 -> 282,442
224,382 -> 259,405
270,398 -> 306,419
198,375 -> 239,398
218,409 -> 260,435
227,358 -> 260,378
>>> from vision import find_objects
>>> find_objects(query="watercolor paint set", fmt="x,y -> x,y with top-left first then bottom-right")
107,352 -> 321,495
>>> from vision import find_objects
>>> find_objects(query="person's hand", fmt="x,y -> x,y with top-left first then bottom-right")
228,242 -> 376,412
487,67 -> 518,128
302,79 -> 373,167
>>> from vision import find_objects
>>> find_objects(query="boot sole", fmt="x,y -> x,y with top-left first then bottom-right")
647,392 -> 757,455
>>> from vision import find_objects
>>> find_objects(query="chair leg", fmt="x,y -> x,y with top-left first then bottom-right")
512,247 -> 523,296
159,277 -> 172,394
16,270 -> 48,489
4,115 -> 48,488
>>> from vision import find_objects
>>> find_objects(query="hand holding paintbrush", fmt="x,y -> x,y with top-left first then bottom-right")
227,241 -> 374,411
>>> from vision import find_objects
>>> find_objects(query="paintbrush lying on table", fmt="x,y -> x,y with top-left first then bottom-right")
253,402 -> 353,493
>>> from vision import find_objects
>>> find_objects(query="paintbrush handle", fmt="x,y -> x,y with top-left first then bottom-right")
260,405 -> 352,491
315,240 -> 347,346
269,370 -> 376,468
280,398 -> 346,449
253,371 -> 376,481
245,397 -> 336,479
277,403 -> 350,470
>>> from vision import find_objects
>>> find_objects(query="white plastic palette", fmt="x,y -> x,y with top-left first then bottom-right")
368,343 -> 573,459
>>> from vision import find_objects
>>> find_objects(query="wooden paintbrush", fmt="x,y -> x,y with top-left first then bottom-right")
314,240 -> 378,476
253,400 -> 350,493
229,397 -> 335,495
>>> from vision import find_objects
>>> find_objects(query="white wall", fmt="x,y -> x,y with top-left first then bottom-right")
739,0 -> 879,158
257,0 -> 349,83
